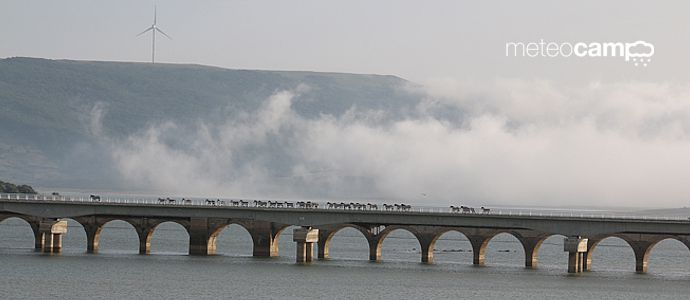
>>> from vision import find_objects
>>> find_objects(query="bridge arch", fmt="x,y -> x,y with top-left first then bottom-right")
208,222 -> 254,256
91,219 -> 140,254
146,221 -> 190,255
480,231 -> 527,267
374,226 -> 422,263
257,223 -> 290,258
638,236 -> 690,274
530,234 -> 568,270
586,235 -> 636,272
317,224 -> 373,261
58,218 -> 88,253
0,216 -> 38,249
427,229 -> 473,264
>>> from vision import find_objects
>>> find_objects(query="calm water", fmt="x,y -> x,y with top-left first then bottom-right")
1,218 -> 690,299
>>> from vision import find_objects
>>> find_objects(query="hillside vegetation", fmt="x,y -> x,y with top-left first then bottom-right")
0,180 -> 37,194
0,57 -> 419,190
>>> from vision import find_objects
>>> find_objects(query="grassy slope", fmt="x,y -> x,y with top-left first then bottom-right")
0,57 -> 418,188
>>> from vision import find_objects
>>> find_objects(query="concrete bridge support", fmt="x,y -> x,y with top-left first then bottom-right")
616,234 -> 686,274
467,234 -> 489,266
137,219 -> 165,255
189,217 -> 212,255
412,226 -> 441,264
564,236 -> 588,273
294,227 -> 319,263
367,226 -> 421,263
315,224 -> 378,261
583,234 -> 690,274
520,235 -> 546,269
316,227 -> 338,260
368,239 -> 380,262
583,238 -> 600,271
317,233 -> 330,260
37,219 -> 68,253
244,221 -> 285,258
75,216 -> 101,254
629,240 -> 655,273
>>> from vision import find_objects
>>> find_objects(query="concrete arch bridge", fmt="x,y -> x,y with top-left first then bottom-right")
2,195 -> 689,274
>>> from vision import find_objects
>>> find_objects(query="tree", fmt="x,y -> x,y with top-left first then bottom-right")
0,180 -> 37,194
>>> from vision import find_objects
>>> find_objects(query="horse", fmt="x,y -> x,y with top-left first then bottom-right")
89,195 -> 101,202
450,205 -> 461,213
480,207 -> 490,214
240,200 -> 249,207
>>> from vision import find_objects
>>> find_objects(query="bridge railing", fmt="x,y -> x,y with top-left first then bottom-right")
1,193 -> 688,222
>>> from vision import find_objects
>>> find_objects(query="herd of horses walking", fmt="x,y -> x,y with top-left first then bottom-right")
449,205 -> 491,214
88,194 -> 490,214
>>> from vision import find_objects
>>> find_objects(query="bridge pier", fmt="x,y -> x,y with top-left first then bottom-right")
316,228 -> 335,260
420,241 -> 433,264
369,238 -> 381,262
76,217 -> 100,254
293,227 -> 319,263
629,240 -> 655,274
583,238 -> 600,271
139,226 -> 154,255
317,238 -> 329,260
564,236 -> 588,273
468,236 -> 488,266
189,217 -> 212,255
521,236 -> 542,269
246,221 -> 284,258
413,228 -> 438,264
86,229 -> 98,254
37,219 -> 68,253
585,234 -> 671,274
33,230 -> 43,250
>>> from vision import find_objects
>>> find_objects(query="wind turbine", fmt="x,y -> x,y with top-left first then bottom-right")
137,5 -> 171,64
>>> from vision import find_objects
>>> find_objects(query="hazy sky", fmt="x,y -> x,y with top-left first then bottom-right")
2,0 -> 689,83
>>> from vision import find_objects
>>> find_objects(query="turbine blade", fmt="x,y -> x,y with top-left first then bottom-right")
136,26 -> 154,37
155,27 -> 172,39
154,5 -> 157,25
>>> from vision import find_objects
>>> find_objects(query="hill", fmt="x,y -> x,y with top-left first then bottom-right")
0,57 -> 420,191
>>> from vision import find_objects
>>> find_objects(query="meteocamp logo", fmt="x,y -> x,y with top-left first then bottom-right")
506,39 -> 655,67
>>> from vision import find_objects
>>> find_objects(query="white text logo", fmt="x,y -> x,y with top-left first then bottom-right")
506,39 -> 654,67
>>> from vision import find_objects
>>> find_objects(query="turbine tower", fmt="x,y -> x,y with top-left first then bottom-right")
137,5 -> 171,64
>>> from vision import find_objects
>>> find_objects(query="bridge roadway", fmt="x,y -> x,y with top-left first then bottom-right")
2,194 -> 690,274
